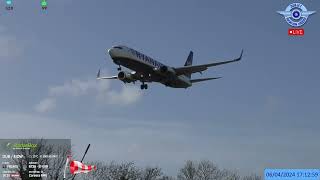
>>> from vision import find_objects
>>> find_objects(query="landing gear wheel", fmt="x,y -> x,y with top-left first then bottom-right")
117,65 -> 121,71
140,84 -> 148,90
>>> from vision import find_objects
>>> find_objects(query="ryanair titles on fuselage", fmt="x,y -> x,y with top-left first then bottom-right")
128,48 -> 165,69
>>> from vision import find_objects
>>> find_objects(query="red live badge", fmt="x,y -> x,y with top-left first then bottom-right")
288,28 -> 304,36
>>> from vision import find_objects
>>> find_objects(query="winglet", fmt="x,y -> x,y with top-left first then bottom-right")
238,49 -> 243,61
97,69 -> 101,79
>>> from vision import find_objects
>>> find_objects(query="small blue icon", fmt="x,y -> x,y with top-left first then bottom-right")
5,0 -> 13,10
277,3 -> 316,27
6,0 -> 12,5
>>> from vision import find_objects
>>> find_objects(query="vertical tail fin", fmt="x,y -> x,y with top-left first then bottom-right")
184,51 -> 193,66
184,51 -> 193,78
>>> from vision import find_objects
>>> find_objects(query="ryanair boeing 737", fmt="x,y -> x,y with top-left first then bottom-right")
97,45 -> 243,90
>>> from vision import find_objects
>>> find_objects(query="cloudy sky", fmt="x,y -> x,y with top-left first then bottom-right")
0,0 -> 319,176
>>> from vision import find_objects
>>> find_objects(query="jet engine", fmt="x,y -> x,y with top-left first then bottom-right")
157,66 -> 176,75
117,71 -> 136,83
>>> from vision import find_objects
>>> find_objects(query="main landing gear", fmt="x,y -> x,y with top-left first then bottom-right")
140,83 -> 148,90
117,65 -> 122,71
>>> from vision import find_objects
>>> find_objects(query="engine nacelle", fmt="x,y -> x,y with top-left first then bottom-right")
118,71 -> 136,83
157,66 -> 176,75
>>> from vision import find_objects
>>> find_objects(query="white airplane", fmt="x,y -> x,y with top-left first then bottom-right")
97,45 -> 243,90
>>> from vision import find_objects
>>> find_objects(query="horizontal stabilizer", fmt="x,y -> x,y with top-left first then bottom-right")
190,77 -> 222,83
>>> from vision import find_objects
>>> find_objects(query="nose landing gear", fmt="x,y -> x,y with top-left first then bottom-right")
117,65 -> 122,71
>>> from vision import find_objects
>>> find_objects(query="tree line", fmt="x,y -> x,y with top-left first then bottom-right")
77,160 -> 261,180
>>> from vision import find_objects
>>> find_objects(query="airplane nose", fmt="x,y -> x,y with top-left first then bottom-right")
108,48 -> 114,57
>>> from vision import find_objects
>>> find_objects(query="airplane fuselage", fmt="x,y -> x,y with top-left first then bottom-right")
108,46 -> 192,88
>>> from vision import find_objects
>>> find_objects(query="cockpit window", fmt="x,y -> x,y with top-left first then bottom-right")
114,46 -> 123,49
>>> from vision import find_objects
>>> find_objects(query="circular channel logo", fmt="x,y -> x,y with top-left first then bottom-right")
277,3 -> 316,27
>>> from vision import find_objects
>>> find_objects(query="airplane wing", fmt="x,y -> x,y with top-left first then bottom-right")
191,77 -> 221,83
174,50 -> 243,75
96,69 -> 117,80
97,76 -> 117,80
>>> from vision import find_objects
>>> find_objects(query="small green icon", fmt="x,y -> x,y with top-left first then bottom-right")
41,0 -> 47,7
41,0 -> 47,10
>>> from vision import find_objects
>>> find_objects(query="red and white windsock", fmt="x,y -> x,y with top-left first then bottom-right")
70,160 -> 97,175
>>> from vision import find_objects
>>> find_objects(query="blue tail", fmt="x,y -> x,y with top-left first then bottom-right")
184,51 -> 193,66
184,51 -> 193,78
